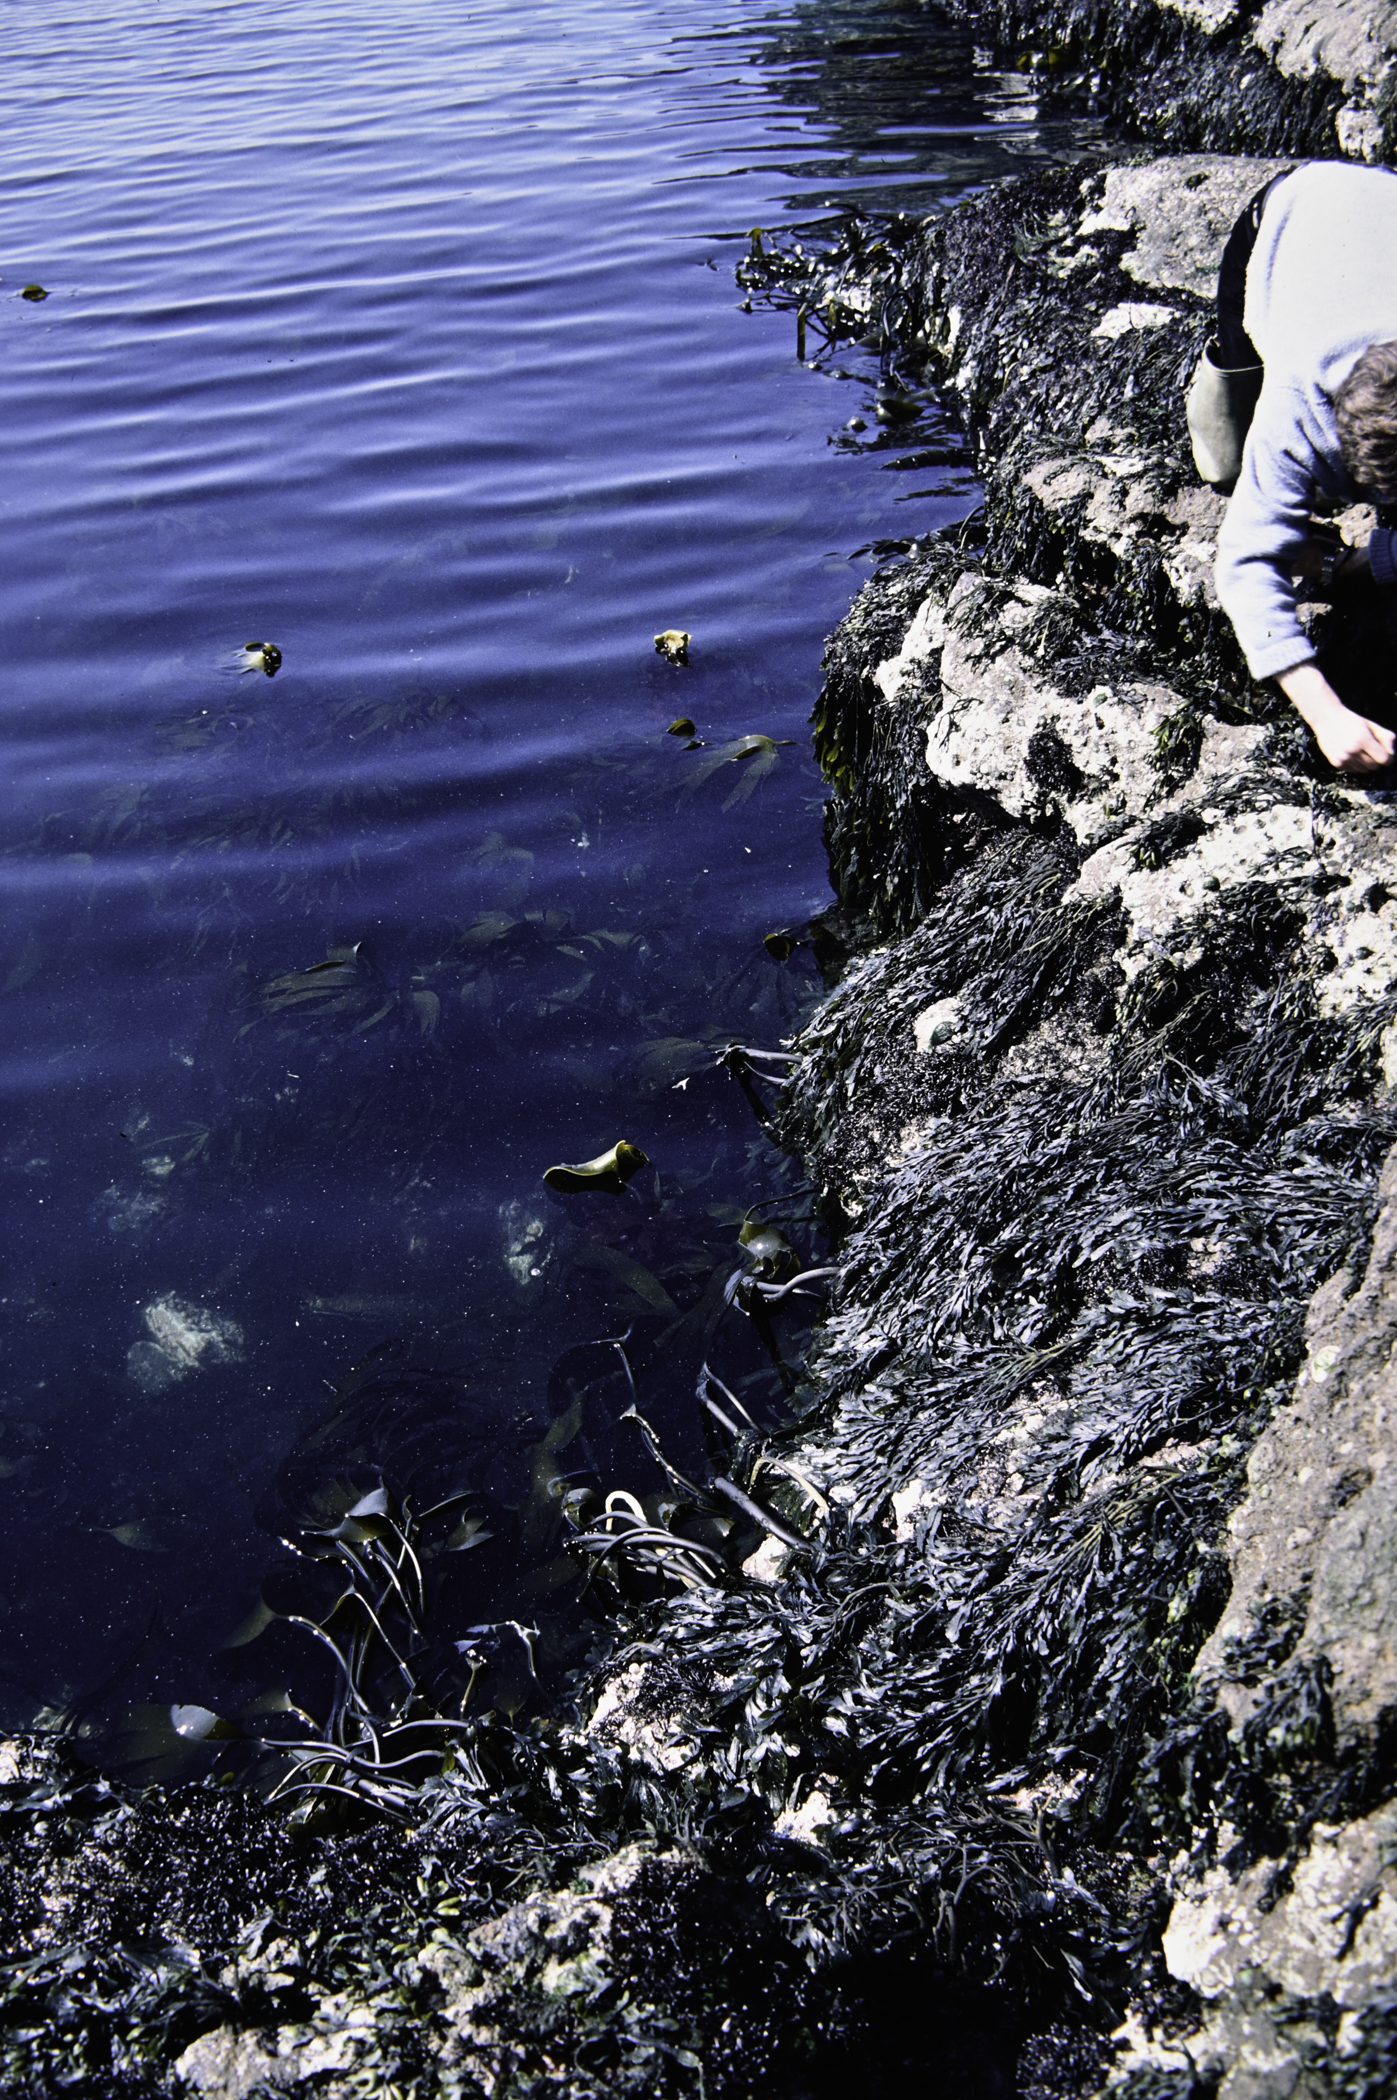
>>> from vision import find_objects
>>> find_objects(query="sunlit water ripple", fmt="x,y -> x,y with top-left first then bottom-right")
0,0 -> 1096,1734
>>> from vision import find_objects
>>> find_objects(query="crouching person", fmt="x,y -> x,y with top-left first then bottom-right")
1186,161 -> 1397,774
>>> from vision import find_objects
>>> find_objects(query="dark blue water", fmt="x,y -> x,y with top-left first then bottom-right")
0,0 -> 1095,1730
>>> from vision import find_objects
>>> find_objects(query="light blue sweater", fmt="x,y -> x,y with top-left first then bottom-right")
1214,160 -> 1397,683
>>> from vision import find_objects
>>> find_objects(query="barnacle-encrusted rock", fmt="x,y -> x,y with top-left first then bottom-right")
174,1845 -> 702,2097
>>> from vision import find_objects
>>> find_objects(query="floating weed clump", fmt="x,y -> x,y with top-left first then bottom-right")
238,640 -> 282,676
679,731 -> 795,809
543,1138 -> 650,1195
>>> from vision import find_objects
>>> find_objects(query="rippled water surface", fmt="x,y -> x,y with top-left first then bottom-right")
0,0 -> 1095,1732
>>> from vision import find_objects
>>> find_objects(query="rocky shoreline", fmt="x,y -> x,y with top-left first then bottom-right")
775,142 -> 1397,2093
6,11 -> 1397,2097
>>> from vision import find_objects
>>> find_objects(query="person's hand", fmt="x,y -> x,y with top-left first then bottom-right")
1312,704 -> 1396,770
1277,659 -> 1396,772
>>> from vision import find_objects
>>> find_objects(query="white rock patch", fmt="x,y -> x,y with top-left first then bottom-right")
1070,802 -> 1315,982
774,1788 -> 835,1846
1163,1801 -> 1397,2011
913,995 -> 965,1053
585,1660 -> 698,1773
872,591 -> 945,705
1092,301 -> 1178,339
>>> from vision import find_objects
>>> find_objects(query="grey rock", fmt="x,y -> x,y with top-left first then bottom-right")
1163,1799 -> 1397,2010
1081,156 -> 1296,304
1195,1148 -> 1397,1750
1253,0 -> 1397,105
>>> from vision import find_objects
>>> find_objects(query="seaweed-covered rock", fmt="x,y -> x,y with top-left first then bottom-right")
949,0 -> 1397,166
763,145 -> 1397,2097
172,1845 -> 713,2100
1196,1147 -> 1397,1756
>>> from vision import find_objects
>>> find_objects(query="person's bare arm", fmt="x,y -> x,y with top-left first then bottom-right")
1277,657 -> 1395,771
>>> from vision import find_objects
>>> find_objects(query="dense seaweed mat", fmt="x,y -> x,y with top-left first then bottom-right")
775,831 -> 1396,1821
937,0 -> 1348,162
0,1731 -> 1096,2097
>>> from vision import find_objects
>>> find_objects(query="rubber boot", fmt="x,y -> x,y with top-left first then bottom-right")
1185,340 -> 1263,491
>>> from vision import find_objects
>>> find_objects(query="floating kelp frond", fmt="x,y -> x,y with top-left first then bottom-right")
169,1703 -> 243,1743
680,733 -> 795,809
100,1702 -> 247,1787
568,1491 -> 726,1593
104,1519 -> 171,1554
633,1035 -> 711,1093
715,1040 -> 798,1127
667,716 -> 697,737
570,1241 -> 679,1314
235,1479 -> 498,1821
543,1138 -> 649,1195
20,283 -> 47,301
410,986 -> 440,1034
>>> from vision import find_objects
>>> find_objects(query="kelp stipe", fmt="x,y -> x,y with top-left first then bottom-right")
219,1484 -> 491,1822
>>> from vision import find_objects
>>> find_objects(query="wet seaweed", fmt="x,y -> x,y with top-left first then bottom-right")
938,0 -> 1352,161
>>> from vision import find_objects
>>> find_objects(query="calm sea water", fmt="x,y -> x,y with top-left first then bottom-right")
0,0 -> 1095,1735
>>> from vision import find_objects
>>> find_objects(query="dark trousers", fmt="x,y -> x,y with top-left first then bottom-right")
1216,171 -> 1293,369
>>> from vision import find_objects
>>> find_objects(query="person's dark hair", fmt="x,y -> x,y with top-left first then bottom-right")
1335,339 -> 1397,494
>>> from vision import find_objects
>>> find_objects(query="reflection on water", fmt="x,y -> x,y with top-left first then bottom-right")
0,0 -> 1096,1740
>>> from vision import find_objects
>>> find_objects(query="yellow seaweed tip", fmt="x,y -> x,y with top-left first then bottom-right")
654,629 -> 690,664
542,1139 -> 650,1195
